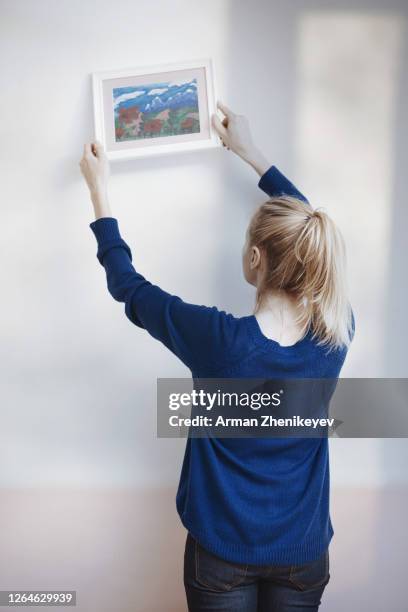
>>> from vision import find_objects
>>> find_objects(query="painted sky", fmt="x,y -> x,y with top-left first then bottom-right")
113,78 -> 198,117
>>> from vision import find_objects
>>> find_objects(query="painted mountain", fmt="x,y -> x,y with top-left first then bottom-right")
113,77 -> 200,142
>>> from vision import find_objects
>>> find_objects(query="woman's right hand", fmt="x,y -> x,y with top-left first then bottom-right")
211,101 -> 270,177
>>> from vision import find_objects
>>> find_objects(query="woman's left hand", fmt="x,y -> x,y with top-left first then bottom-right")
79,141 -> 112,219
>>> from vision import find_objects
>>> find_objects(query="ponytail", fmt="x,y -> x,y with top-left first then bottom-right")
248,196 -> 353,350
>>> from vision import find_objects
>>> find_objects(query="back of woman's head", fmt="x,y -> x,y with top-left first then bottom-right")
248,196 -> 353,350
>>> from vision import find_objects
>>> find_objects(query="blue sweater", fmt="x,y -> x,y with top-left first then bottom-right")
90,166 -> 351,566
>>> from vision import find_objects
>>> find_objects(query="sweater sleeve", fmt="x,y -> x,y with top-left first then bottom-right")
89,217 -> 247,372
258,165 -> 309,204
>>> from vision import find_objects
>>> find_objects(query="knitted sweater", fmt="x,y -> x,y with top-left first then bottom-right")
89,165 -> 352,565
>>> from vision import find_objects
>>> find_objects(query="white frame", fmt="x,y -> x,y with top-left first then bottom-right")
92,58 -> 220,161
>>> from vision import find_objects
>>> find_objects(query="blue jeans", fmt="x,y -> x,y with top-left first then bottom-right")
184,533 -> 330,611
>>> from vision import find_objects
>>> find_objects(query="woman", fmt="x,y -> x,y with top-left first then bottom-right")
79,101 -> 354,612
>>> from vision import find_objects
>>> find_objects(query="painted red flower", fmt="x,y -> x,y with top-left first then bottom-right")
144,119 -> 163,134
119,105 -> 140,123
181,117 -> 194,130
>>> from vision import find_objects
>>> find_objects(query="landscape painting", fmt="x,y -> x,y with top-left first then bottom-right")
93,60 -> 218,159
113,78 -> 201,142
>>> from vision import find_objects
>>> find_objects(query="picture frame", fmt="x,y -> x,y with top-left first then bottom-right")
92,58 -> 221,161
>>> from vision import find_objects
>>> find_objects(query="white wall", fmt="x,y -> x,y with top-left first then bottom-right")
2,0 -> 407,489
1,0 -> 231,487
1,1 -> 407,610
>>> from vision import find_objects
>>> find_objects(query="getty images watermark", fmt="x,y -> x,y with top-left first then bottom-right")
156,378 -> 408,438
167,387 -> 334,430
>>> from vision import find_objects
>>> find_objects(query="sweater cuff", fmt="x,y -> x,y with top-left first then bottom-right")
90,216 -> 121,241
89,217 -> 132,265
257,165 -> 279,193
258,165 -> 309,204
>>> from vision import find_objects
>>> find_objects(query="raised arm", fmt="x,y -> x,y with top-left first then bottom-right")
211,101 -> 309,204
79,142 -> 249,374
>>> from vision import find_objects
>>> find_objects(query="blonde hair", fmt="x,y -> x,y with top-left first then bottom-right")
248,196 -> 353,350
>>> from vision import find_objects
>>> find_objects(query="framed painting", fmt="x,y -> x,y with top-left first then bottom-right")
92,58 -> 220,160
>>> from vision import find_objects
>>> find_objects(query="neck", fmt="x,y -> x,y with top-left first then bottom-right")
258,289 -> 298,312
254,290 -> 304,346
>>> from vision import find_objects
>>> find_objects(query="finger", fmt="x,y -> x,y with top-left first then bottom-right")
211,114 -> 227,138
84,143 -> 92,157
217,100 -> 234,118
92,141 -> 104,157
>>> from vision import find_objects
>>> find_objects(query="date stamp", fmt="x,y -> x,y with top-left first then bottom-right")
0,592 -> 76,606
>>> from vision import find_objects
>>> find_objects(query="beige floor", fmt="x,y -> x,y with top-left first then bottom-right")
0,486 -> 405,611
